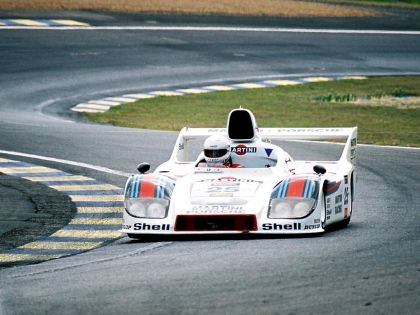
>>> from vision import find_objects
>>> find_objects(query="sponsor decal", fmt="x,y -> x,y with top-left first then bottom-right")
231,145 -> 257,156
199,177 -> 262,183
187,205 -> 245,215
344,175 -> 348,184
314,219 -> 320,224
194,168 -> 223,174
335,194 -> 343,204
350,138 -> 357,163
344,187 -> 349,205
304,224 -> 320,230
262,223 -> 302,230
344,207 -> 349,218
122,224 -> 132,230
277,128 -> 342,133
326,197 -> 332,218
335,205 -> 342,214
208,128 -> 226,133
263,222 -> 323,231
265,148 -> 273,157
133,223 -> 171,231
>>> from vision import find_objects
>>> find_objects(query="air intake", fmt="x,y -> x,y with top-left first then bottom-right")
175,215 -> 257,232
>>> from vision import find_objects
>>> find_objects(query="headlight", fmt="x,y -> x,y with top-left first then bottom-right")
125,198 -> 169,218
268,198 -> 316,219
269,176 -> 319,219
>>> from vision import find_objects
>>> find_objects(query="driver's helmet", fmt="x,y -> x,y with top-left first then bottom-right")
203,135 -> 231,165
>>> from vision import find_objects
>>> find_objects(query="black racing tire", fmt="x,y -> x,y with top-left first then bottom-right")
341,216 -> 351,227
127,233 -> 142,239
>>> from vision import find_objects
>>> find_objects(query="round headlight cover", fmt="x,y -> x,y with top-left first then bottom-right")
125,198 -> 169,219
269,176 -> 320,219
269,198 -> 316,219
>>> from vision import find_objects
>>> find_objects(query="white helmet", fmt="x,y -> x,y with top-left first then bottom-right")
203,135 -> 231,164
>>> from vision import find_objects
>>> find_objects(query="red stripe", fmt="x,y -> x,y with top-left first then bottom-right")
286,178 -> 306,197
326,181 -> 341,193
139,180 -> 155,198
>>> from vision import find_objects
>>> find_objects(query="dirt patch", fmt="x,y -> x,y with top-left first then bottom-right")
0,0 -> 382,17
352,96 -> 420,109
0,174 -> 76,250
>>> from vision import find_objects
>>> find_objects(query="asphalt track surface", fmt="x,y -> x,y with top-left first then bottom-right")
0,11 -> 419,314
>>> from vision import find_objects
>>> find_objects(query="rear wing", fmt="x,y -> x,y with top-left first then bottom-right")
170,127 -> 357,165
258,127 -> 358,165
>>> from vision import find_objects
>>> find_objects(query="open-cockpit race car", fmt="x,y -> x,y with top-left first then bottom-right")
122,108 -> 357,237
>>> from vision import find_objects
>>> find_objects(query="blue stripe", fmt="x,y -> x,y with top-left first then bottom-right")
157,177 -> 163,198
64,224 -> 122,230
130,175 -> 139,198
277,179 -> 289,198
303,179 -> 311,198
282,179 -> 290,198
129,176 -> 135,198
131,176 -> 137,198
308,180 -> 314,198
135,175 -> 141,197
276,181 -> 283,198
136,176 -> 141,198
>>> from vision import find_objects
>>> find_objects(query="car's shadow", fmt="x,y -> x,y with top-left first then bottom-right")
124,232 -> 324,243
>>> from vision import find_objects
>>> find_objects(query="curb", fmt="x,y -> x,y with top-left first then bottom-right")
0,157 -> 123,267
0,19 -> 90,27
71,75 -> 367,113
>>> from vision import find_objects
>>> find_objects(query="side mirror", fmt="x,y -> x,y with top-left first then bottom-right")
313,164 -> 326,175
137,162 -> 150,174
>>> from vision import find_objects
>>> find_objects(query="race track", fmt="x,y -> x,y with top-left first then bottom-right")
0,13 -> 419,314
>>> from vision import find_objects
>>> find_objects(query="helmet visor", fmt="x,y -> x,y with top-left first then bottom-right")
204,149 -> 228,158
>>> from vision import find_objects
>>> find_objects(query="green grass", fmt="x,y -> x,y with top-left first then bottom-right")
86,76 -> 420,147
318,0 -> 420,7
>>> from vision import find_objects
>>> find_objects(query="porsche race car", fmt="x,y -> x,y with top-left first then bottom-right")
122,108 -> 357,237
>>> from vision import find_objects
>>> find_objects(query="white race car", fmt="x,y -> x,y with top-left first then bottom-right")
122,108 -> 357,237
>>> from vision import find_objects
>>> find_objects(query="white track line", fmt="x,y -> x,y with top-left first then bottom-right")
0,26 -> 419,35
0,140 -> 417,182
0,150 -> 130,177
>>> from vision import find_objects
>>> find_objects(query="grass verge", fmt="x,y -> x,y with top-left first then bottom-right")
86,76 -> 420,147
0,0 -> 383,17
